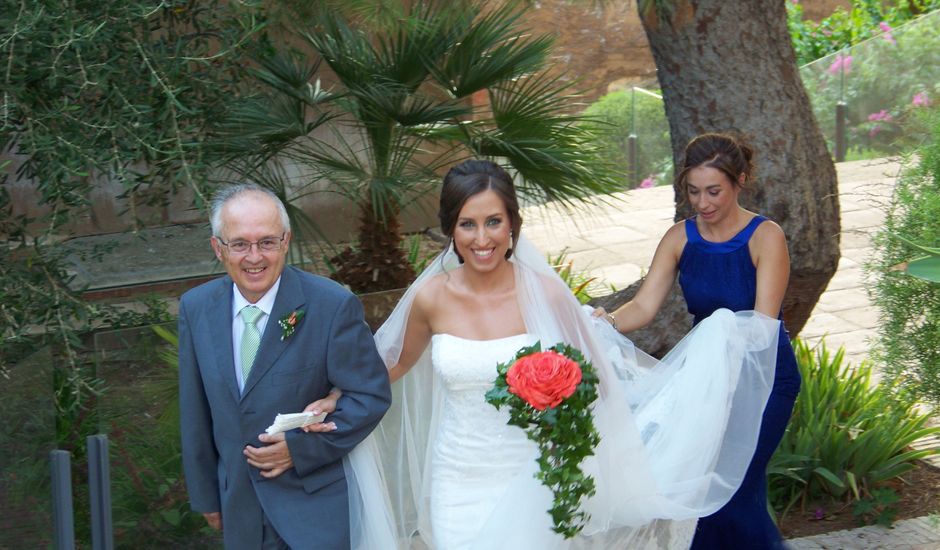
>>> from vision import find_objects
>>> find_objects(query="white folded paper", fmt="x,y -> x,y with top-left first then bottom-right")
264,411 -> 328,435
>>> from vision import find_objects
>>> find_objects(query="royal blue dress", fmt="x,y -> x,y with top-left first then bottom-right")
679,215 -> 801,550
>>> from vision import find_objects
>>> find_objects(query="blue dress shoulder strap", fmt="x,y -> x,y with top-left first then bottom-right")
684,215 -> 767,253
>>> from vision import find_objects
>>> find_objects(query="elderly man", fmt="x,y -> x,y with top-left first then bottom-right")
178,183 -> 390,549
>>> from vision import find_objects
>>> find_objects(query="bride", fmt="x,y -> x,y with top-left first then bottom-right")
312,159 -> 780,549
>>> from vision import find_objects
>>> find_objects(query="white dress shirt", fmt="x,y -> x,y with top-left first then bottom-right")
232,277 -> 281,392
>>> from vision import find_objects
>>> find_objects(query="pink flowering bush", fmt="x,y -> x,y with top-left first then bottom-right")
827,53 -> 853,76
878,21 -> 897,45
865,110 -> 898,138
787,0 -> 937,65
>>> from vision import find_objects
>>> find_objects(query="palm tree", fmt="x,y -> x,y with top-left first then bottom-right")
216,0 -> 621,292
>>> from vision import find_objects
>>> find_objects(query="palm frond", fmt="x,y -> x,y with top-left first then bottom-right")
469,74 -> 623,204
251,52 -> 334,107
301,13 -> 382,89
371,2 -> 463,93
209,52 -> 338,164
210,95 -> 329,162
431,2 -> 554,97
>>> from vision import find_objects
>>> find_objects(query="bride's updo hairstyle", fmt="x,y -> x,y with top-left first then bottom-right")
439,159 -> 522,262
675,132 -> 755,198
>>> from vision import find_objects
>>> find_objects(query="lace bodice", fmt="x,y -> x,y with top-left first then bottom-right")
427,333 -> 542,548
430,333 -> 536,388
428,333 -> 540,477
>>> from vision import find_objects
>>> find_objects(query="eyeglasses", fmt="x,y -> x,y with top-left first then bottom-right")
216,233 -> 286,254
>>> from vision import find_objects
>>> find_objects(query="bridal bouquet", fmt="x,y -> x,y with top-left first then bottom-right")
485,342 -> 601,538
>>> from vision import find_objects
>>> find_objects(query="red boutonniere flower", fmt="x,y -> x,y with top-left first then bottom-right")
485,342 -> 600,539
278,309 -> 305,341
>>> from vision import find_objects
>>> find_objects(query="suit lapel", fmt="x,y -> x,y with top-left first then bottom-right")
208,278 -> 240,403
241,266 -> 308,400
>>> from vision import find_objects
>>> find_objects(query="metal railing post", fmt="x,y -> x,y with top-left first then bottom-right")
835,101 -> 848,162
87,435 -> 114,550
628,134 -> 638,187
50,450 -> 75,550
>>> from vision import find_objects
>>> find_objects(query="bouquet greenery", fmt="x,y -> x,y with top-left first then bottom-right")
485,341 -> 601,538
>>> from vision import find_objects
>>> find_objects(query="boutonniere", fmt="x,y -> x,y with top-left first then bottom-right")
278,309 -> 305,341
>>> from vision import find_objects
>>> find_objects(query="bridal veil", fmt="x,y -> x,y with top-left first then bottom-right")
343,235 -> 779,549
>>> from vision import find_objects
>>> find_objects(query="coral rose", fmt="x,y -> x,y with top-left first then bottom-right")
506,351 -> 582,410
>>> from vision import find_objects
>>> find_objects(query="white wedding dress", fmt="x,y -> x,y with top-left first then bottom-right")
428,333 -> 541,549
426,333 -> 697,550
343,236 -> 779,550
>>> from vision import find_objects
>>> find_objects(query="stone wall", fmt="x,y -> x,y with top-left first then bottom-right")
519,0 -> 851,103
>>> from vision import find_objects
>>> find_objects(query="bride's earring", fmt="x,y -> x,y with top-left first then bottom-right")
452,238 -> 465,264
505,230 -> 514,259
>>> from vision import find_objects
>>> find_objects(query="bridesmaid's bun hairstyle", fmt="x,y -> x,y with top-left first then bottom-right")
676,132 -> 756,197
439,159 -> 522,262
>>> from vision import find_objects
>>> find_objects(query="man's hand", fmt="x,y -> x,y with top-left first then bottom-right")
245,432 -> 294,479
203,512 -> 222,531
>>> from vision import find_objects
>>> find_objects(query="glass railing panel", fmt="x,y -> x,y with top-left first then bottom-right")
0,347 -> 57,547
583,86 -> 672,189
800,10 -> 940,159
91,323 -> 222,548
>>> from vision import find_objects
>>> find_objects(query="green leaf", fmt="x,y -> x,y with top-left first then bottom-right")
906,256 -> 940,283
893,234 -> 940,256
160,509 -> 181,527
812,466 -> 846,489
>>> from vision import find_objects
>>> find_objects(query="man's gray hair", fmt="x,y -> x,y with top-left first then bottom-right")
210,183 -> 291,237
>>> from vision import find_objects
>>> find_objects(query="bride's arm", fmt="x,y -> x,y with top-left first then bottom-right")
387,289 -> 433,384
302,287 -> 434,427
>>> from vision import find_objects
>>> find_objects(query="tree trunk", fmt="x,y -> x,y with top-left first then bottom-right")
331,206 -> 416,293
622,0 -> 840,348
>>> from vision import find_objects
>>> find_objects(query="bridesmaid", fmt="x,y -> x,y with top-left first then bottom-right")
596,133 -> 801,549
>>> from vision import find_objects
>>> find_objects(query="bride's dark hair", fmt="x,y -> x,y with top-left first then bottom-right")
439,159 -> 522,262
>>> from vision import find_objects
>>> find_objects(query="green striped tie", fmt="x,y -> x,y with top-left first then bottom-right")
240,305 -> 263,381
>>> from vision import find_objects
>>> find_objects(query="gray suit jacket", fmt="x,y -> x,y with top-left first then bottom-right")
178,265 -> 391,549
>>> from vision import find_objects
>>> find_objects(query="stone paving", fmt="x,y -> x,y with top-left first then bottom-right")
786,515 -> 940,549
523,157 -> 940,549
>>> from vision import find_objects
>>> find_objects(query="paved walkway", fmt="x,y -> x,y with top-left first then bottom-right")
523,157 -> 940,549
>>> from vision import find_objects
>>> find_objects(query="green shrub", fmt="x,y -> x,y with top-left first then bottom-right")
768,339 -> 939,521
582,89 -> 672,188
787,0 -> 940,66
869,110 -> 940,405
